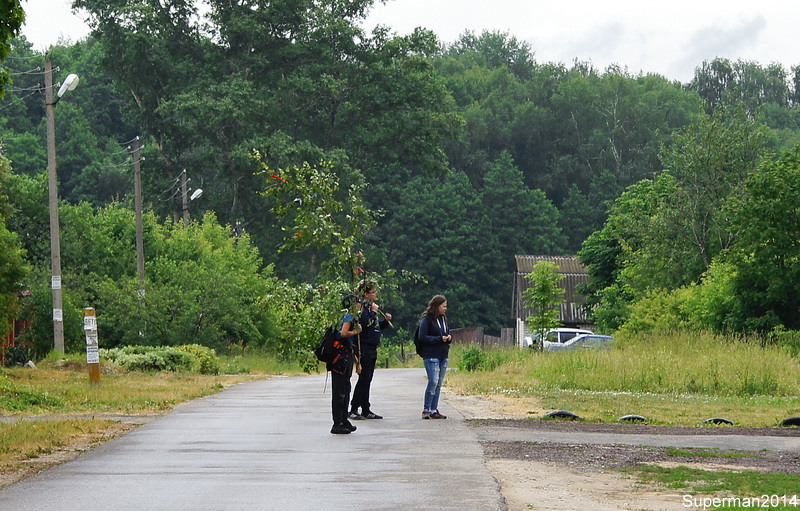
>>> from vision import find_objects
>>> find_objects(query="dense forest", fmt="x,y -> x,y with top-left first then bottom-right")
2,0 -> 800,364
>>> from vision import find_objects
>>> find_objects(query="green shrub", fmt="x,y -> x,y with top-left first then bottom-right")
768,326 -> 800,357
176,344 -> 220,375
459,346 -> 488,372
101,346 -> 194,372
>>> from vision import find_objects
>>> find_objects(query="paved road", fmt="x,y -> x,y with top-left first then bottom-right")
0,368 -> 504,511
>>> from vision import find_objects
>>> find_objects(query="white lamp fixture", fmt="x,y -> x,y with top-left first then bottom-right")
56,74 -> 79,101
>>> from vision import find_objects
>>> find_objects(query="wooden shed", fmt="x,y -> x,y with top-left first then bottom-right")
512,255 -> 592,345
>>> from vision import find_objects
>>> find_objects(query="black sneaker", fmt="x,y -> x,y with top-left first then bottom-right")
349,412 -> 365,420
343,420 -> 357,432
363,412 -> 383,419
330,423 -> 352,434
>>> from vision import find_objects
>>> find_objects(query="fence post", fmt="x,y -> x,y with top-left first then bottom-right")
84,308 -> 100,385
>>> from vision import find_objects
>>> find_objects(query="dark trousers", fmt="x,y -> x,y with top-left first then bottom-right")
331,368 -> 352,425
350,354 -> 377,414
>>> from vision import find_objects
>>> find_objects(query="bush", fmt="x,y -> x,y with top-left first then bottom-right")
459,346 -> 488,372
101,346 -> 194,372
176,344 -> 220,375
767,326 -> 800,357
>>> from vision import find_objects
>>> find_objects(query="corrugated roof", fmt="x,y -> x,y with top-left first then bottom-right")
512,255 -> 591,326
515,255 -> 587,275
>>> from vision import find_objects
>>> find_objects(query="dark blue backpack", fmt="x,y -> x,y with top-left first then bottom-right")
413,322 -> 423,357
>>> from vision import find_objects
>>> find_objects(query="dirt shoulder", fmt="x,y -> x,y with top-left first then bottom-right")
445,391 -> 800,511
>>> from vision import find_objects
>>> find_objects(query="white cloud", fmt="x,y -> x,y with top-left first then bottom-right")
18,0 -> 797,83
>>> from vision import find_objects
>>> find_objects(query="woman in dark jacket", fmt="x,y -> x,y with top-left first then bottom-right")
417,295 -> 451,419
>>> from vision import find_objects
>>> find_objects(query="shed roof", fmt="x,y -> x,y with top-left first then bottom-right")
515,255 -> 588,275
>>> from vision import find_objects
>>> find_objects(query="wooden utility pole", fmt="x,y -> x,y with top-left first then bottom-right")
181,169 -> 189,224
44,57 -> 65,354
132,137 -> 145,292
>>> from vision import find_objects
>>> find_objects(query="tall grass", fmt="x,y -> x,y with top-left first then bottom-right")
451,330 -> 799,397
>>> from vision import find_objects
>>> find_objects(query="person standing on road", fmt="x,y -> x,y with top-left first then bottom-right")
417,295 -> 451,419
350,281 -> 392,421
330,294 -> 360,435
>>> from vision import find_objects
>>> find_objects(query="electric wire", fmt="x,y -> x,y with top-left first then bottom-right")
0,90 -> 41,111
118,136 -> 140,146
8,67 -> 46,76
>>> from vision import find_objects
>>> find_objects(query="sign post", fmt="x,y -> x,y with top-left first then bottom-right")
84,308 -> 100,385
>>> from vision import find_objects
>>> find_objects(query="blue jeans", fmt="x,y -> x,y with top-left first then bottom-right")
423,357 -> 448,412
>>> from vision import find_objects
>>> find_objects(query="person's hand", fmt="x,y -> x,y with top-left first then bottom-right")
370,302 -> 379,312
384,312 -> 392,321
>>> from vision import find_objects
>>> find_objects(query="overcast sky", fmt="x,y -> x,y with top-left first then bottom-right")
20,0 -> 798,83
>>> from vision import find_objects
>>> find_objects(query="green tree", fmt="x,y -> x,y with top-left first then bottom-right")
76,0 -> 461,237
659,107 -> 767,271
691,58 -> 791,114
95,212 -> 279,350
480,151 -> 565,329
579,109 -> 769,330
0,153 -> 29,336
725,145 -> 800,331
373,170 -> 485,331
0,0 -> 24,96
523,261 -> 565,350
258,158 -> 376,284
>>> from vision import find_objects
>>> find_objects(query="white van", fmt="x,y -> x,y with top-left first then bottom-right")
524,328 -> 593,349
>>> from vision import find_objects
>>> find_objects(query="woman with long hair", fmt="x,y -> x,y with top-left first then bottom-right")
416,295 -> 451,419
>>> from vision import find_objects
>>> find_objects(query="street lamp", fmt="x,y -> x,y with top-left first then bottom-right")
179,169 -> 202,224
44,56 -> 79,354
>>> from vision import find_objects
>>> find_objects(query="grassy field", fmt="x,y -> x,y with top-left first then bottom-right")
445,330 -> 800,426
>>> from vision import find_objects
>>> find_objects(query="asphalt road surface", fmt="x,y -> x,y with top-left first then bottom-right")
0,368 -> 504,511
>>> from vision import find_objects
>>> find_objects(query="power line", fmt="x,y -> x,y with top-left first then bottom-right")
8,67 -> 46,76
118,136 -> 140,146
0,90 -> 41,111
7,84 -> 44,92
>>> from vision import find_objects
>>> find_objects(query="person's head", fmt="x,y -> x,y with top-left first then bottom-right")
358,280 -> 377,301
423,295 -> 448,318
341,293 -> 360,309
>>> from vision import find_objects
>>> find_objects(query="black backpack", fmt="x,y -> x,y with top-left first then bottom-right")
314,326 -> 350,374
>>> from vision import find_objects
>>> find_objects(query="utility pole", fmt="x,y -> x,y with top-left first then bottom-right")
132,137 -> 145,293
44,57 -> 64,354
181,169 -> 189,225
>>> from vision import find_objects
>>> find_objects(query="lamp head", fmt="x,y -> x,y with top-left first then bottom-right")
57,74 -> 79,98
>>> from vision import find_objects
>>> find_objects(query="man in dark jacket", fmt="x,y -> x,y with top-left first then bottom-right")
350,281 -> 392,420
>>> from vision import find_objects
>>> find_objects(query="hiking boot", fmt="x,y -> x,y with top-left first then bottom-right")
330,423 -> 352,434
421,411 -> 431,419
343,420 -> 357,432
349,412 -> 365,420
430,411 -> 447,419
363,412 -> 383,419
